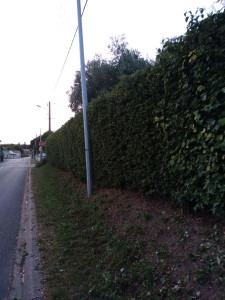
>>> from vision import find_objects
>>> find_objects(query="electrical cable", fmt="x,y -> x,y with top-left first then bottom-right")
53,0 -> 89,93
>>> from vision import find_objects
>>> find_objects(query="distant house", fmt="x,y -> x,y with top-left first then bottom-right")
11,150 -> 21,158
3,148 -> 21,159
22,149 -> 30,157
3,147 -> 10,158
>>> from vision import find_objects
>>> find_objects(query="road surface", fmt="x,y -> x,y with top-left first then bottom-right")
0,157 -> 32,299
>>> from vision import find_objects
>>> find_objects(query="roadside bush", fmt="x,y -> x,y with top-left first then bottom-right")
46,10 -> 225,216
36,158 -> 47,168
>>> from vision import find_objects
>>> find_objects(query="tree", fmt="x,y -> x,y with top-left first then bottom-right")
108,35 -> 148,76
68,36 -> 151,113
3,143 -> 22,151
68,56 -> 118,113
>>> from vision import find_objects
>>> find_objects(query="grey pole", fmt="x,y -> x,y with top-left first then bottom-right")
40,129 -> 42,164
48,101 -> 51,133
76,0 -> 92,197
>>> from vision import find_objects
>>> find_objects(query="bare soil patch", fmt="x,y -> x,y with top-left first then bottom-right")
90,186 -> 225,299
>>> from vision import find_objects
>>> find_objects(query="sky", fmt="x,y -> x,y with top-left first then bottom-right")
0,0 -> 223,145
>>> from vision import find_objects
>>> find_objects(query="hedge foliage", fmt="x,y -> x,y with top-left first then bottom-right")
46,10 -> 225,216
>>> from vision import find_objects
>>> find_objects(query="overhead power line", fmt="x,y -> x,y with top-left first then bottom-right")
53,0 -> 89,92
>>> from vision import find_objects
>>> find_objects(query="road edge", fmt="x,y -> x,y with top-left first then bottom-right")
9,168 -> 43,300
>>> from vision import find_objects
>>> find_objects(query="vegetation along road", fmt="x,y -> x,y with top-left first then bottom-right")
33,163 -> 225,299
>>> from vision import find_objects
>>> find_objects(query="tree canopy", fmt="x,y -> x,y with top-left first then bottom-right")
67,36 -> 151,113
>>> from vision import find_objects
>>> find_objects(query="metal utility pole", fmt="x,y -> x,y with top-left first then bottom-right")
76,0 -> 92,197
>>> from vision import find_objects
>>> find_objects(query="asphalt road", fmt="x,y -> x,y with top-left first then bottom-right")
0,157 -> 32,299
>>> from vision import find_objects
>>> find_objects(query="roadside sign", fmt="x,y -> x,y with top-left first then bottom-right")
39,141 -> 45,147
39,147 -> 42,151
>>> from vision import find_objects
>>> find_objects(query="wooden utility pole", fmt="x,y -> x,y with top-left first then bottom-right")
48,101 -> 51,132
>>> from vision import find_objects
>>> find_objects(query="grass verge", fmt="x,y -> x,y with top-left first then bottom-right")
30,157 -> 38,164
32,164 -> 225,299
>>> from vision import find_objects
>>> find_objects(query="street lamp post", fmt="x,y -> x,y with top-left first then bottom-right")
48,101 -> 51,132
36,103 -> 50,164
36,101 -> 51,133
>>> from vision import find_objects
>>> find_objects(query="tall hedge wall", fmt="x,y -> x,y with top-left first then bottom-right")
46,11 -> 225,216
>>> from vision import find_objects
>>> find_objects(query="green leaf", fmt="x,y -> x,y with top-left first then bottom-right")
218,118 -> 225,126
197,85 -> 205,92
201,94 -> 207,101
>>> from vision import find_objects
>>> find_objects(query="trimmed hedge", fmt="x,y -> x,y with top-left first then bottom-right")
46,114 -> 86,180
46,11 -> 225,216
